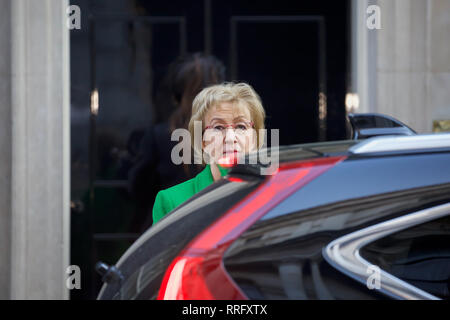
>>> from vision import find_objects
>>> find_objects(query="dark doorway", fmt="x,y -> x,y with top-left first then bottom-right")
70,0 -> 350,299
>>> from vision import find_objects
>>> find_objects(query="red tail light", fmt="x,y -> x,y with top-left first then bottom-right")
158,156 -> 346,300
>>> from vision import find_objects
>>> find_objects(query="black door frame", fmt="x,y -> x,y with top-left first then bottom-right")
87,14 -> 187,298
229,15 -> 327,141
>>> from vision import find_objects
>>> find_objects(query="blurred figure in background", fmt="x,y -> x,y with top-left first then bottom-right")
128,52 -> 226,231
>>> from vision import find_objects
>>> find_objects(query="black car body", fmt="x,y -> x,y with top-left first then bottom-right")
98,133 -> 450,300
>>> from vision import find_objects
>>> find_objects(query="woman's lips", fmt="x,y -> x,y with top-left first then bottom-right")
223,150 -> 238,155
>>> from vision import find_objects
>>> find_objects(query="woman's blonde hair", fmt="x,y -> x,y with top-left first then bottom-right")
188,82 -> 266,157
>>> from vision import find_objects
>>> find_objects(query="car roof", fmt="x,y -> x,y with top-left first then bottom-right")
349,133 -> 450,154
278,133 -> 450,159
234,133 -> 450,176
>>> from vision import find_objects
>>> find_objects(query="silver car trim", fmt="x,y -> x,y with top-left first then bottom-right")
350,134 -> 450,154
323,202 -> 450,300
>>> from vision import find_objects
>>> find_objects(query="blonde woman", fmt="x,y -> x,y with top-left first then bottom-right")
152,82 -> 266,224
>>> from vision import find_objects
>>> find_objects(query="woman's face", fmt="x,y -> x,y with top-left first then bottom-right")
202,101 -> 257,163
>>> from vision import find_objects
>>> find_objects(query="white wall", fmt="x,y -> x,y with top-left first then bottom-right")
0,0 -> 70,299
352,0 -> 450,133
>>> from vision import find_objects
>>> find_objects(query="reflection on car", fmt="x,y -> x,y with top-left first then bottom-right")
97,115 -> 450,300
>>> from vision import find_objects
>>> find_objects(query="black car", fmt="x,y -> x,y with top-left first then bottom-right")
97,116 -> 450,300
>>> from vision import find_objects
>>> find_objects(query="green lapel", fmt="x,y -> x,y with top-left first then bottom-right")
194,164 -> 229,193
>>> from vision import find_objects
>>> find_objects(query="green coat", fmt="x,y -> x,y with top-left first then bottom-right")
152,164 -> 228,224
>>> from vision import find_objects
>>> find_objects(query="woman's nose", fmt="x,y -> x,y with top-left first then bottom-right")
224,128 -> 237,143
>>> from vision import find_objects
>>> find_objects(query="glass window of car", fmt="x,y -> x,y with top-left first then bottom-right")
360,215 -> 450,299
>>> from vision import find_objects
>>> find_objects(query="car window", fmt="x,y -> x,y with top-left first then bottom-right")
360,215 -> 450,300
353,115 -> 402,129
262,153 -> 450,221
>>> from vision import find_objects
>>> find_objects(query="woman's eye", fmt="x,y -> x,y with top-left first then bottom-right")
236,124 -> 247,130
213,125 -> 225,131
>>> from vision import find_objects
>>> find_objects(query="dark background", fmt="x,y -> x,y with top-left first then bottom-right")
69,0 -> 350,299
